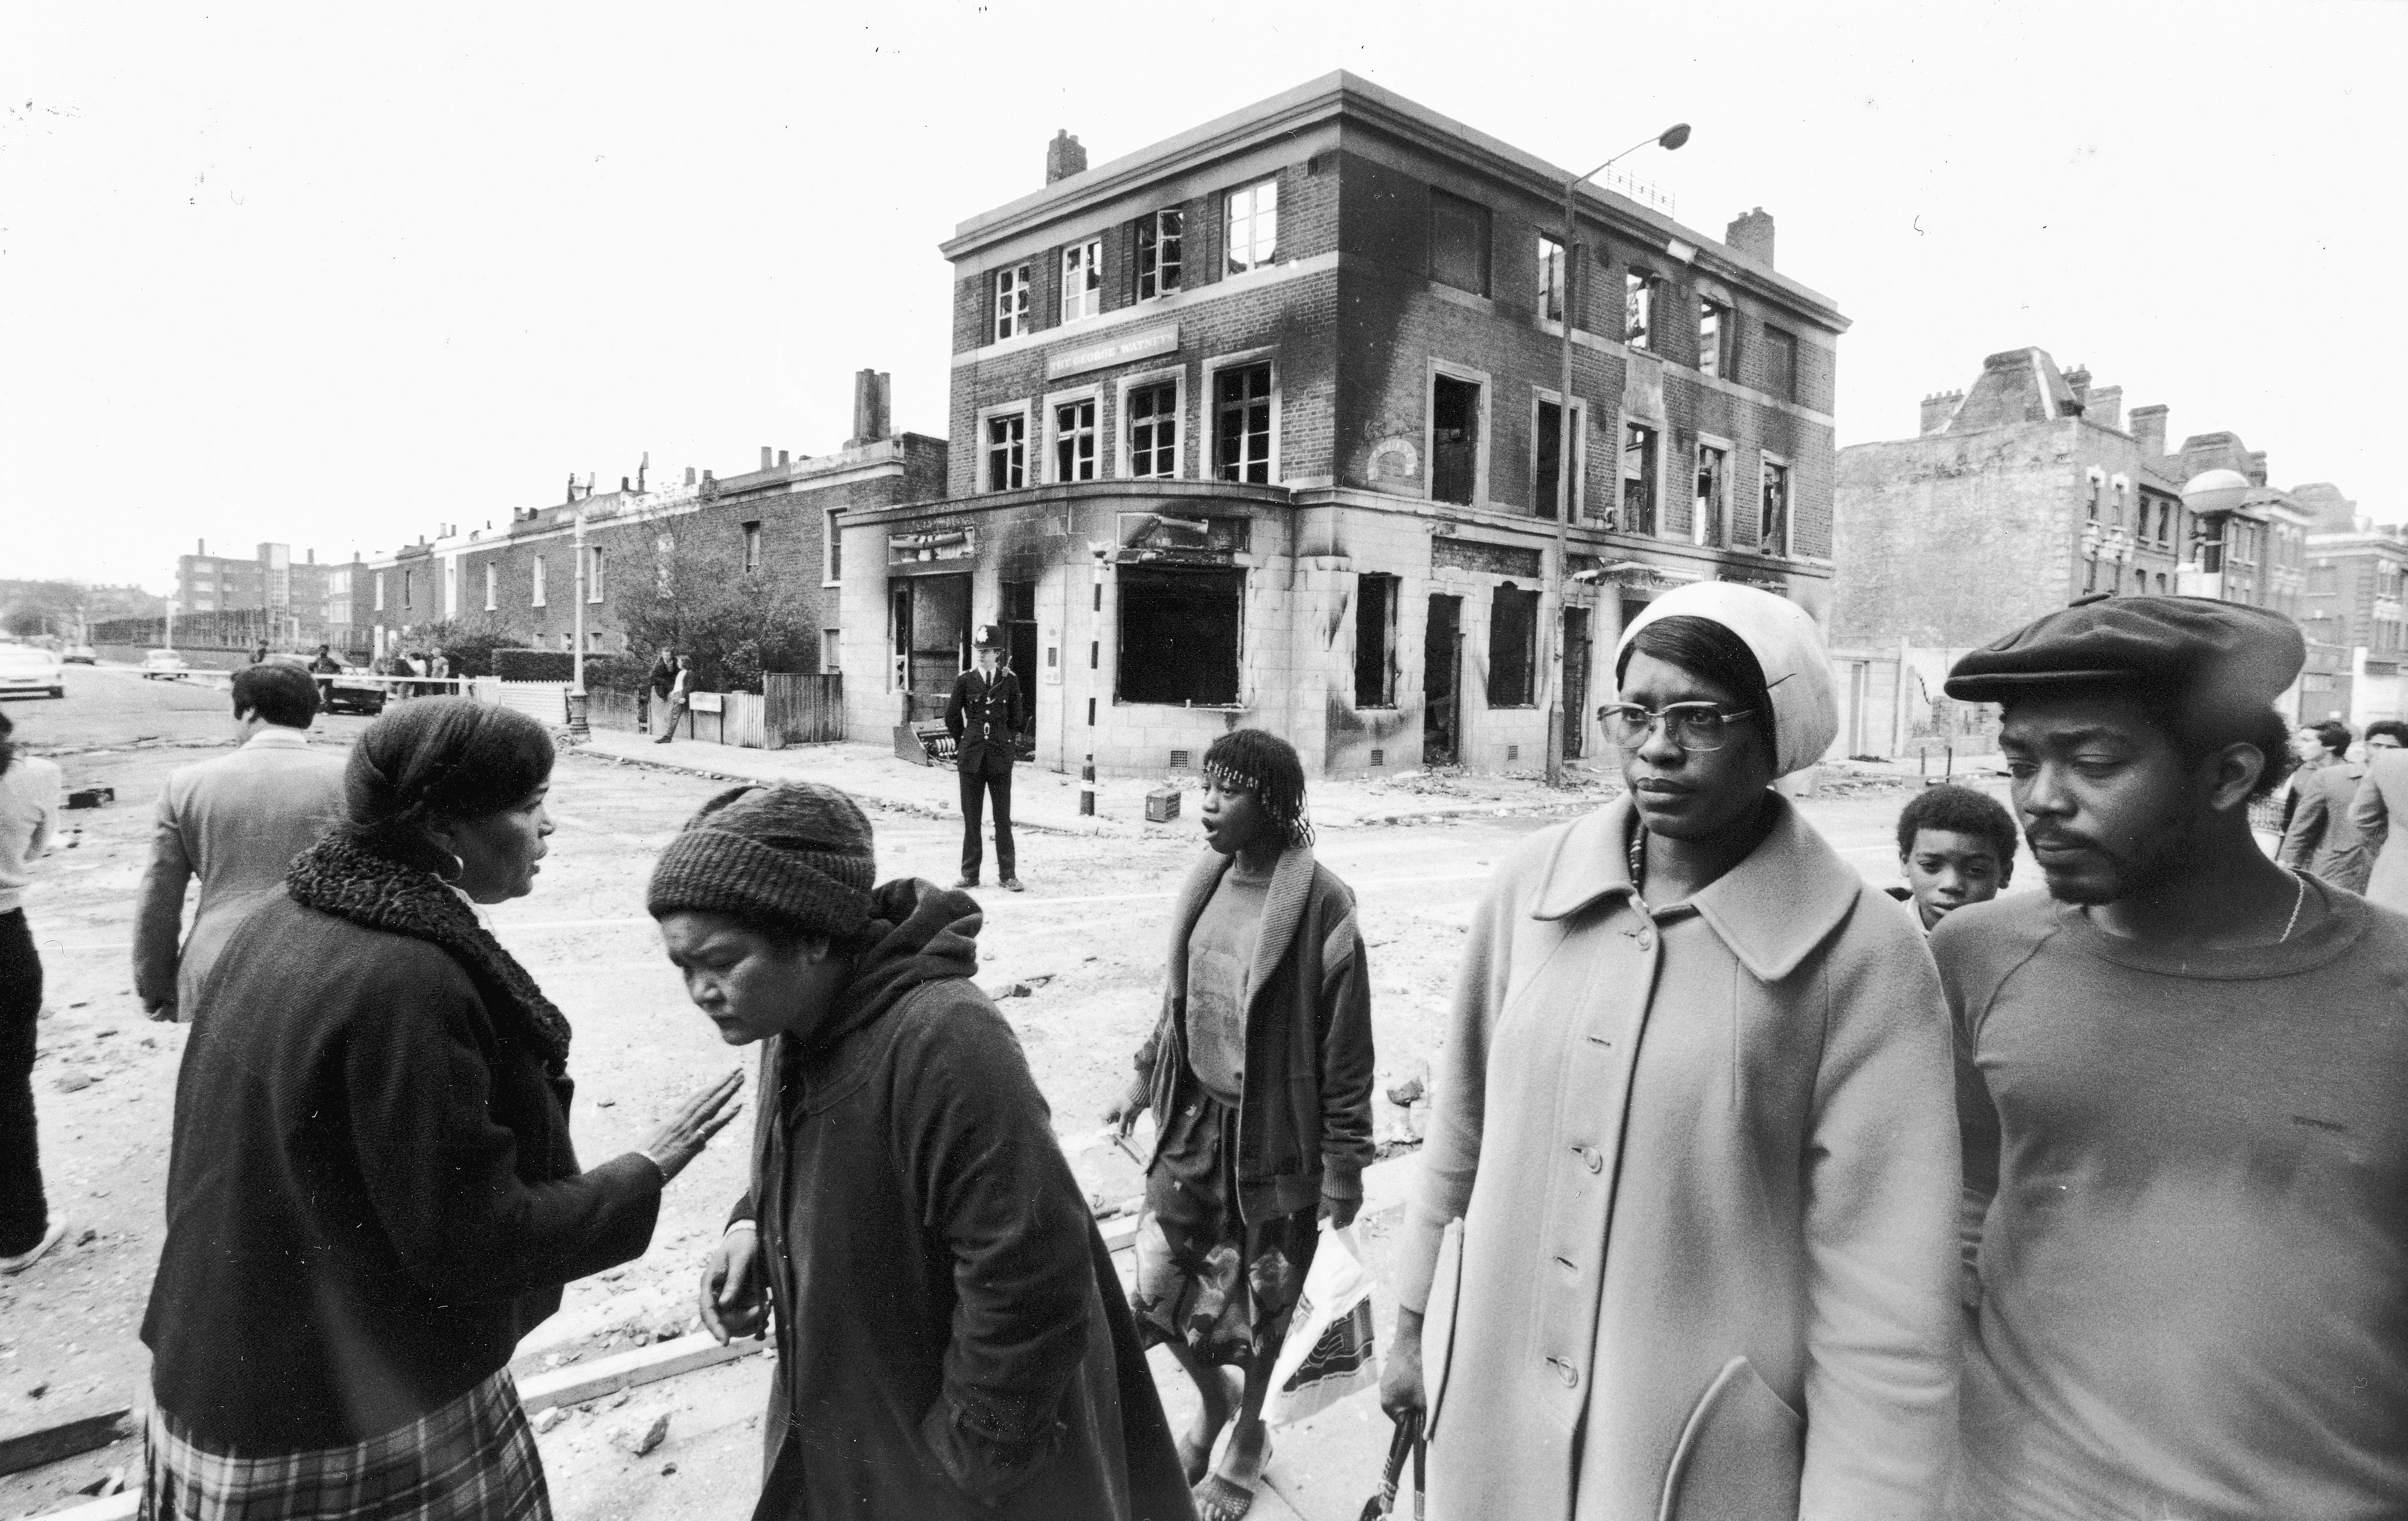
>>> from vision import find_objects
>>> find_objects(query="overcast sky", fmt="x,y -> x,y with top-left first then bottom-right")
7,1 -> 2401,589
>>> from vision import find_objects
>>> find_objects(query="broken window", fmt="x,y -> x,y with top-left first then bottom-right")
1698,300 -> 1727,378
1764,326 -> 1797,401
1694,444 -> 1728,548
1055,397 -> 1099,481
985,412 -> 1026,492
1225,176 -> 1279,276
1488,583 -> 1539,708
1431,374 -> 1481,505
1214,363 -> 1273,483
1061,238 -> 1102,323
1622,421 -> 1660,535
1128,379 -> 1178,478
1538,234 -> 1566,323
1355,574 -> 1399,708
993,265 -> 1030,342
1760,459 -> 1791,556
1137,208 -> 1182,300
1625,270 -> 1656,349
1430,189 -> 1492,297
1117,566 -> 1243,705
1535,397 -> 1583,521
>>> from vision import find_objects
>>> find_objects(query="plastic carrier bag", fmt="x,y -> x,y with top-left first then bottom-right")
1263,1222 -> 1379,1425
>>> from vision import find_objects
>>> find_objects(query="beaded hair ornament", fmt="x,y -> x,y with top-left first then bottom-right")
1201,731 -> 1316,850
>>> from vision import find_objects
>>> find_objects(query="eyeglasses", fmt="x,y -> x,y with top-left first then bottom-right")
1596,701 -> 1757,751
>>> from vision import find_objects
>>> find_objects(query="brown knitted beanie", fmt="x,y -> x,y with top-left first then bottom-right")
647,783 -> 877,940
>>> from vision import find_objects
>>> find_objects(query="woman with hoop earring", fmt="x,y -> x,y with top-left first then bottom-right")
142,697 -> 743,1521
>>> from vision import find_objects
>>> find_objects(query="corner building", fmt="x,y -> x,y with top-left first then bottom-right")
844,73 -> 1848,777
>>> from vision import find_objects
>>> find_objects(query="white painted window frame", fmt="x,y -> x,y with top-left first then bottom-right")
1203,346 -> 1281,486
1044,382 -> 1105,484
993,264 -> 1031,342
1116,365 -> 1186,481
1061,238 -> 1103,324
978,399 -> 1033,493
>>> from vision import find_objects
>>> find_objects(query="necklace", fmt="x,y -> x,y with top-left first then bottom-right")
1627,822 -> 1647,896
2277,870 -> 2308,945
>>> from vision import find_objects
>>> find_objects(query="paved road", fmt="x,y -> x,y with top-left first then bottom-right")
0,673 -> 1971,1520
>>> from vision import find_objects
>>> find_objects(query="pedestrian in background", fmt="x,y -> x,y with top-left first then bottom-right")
946,626 -> 1023,890
0,707 -> 68,1275
1383,582 -> 1960,1520
653,655 -> 693,745
1106,729 -> 1374,1521
1888,782 -> 2019,932
2280,720 -> 2370,893
661,783 -> 1191,1521
645,645 -> 677,735
2349,719 -> 2408,910
1939,596 -> 2408,1517
132,663 -> 346,1021
142,698 -> 742,1521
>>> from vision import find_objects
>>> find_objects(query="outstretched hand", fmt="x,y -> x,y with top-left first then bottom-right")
640,1069 -> 744,1184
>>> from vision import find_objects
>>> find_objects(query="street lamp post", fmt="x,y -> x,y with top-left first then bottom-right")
1545,123 -> 1690,788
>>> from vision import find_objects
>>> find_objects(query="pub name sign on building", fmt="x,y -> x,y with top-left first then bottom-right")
842,70 -> 1849,778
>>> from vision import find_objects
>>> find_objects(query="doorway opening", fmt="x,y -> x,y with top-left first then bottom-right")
1002,579 -> 1038,753
890,573 -> 969,722
1424,593 -> 1463,766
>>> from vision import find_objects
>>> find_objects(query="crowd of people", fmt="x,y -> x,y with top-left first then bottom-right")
0,581 -> 2402,1521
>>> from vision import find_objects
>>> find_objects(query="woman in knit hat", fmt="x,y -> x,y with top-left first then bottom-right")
1104,729 -> 1376,1521
658,782 -> 1191,1521
142,696 -> 743,1521
1380,584 -> 1961,1521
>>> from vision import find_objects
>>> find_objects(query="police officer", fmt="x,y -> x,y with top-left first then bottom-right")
947,626 -> 1024,891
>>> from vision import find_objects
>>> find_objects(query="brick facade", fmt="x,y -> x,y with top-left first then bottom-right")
874,71 -> 1848,778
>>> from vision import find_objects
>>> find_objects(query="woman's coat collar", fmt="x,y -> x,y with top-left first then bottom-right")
1530,793 -> 1862,982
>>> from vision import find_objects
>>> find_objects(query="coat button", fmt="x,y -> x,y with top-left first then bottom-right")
1573,1145 -> 1603,1174
1635,925 -> 1655,952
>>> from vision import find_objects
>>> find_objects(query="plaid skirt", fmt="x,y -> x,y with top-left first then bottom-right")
142,1371 -> 551,1521
1129,1090 -> 1319,1367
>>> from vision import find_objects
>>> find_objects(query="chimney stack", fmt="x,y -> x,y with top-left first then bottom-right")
1046,130 -> 1088,184
2085,385 -> 2122,432
1725,207 -> 1775,267
761,446 -> 773,473
779,449 -> 790,469
2129,404 -> 2169,458
2063,366 -> 2092,403
848,369 -> 893,447
685,466 -> 697,486
1919,390 -> 1964,436
2246,450 -> 2269,487
198,538 -> 206,556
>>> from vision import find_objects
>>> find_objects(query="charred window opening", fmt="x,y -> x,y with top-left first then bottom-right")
1536,397 -> 1583,521
1355,574 -> 1399,708
985,413 -> 1026,492
1488,582 -> 1538,708
1694,444 -> 1728,548
1760,459 -> 1791,556
1622,422 -> 1659,535
1117,566 -> 1243,705
1430,188 -> 1492,297
1538,234 -> 1566,324
1432,374 -> 1481,505
1624,270 -> 1657,349
1698,300 -> 1728,378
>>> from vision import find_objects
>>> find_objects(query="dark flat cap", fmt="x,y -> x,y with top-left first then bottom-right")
1945,594 -> 2304,709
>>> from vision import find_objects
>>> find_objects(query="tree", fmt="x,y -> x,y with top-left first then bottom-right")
413,612 -> 532,678
617,526 -> 817,694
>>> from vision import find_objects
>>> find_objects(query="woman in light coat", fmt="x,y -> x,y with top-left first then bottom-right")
1381,583 -> 1960,1520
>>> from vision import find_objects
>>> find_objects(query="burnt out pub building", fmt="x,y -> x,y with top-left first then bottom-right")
841,72 -> 1848,778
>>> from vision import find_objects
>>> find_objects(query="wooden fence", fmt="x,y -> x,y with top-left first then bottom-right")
763,674 -> 844,748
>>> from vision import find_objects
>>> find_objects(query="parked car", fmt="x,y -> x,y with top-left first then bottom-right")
62,644 -> 98,665
318,666 -> 388,716
0,644 -> 66,699
141,648 -> 191,681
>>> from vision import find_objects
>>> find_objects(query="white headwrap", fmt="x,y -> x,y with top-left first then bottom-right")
1613,582 -> 1836,777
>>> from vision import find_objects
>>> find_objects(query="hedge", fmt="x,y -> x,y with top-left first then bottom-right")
492,649 -> 635,688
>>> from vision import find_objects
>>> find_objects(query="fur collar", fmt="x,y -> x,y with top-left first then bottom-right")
287,833 -> 573,1074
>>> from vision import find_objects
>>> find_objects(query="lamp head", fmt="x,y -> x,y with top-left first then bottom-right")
1658,123 -> 1692,151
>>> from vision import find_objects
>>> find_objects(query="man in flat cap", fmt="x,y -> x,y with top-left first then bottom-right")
1933,594 -> 2408,1518
947,626 -> 1024,891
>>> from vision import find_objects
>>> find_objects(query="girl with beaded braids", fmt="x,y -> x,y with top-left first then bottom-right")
1105,730 -> 1375,1521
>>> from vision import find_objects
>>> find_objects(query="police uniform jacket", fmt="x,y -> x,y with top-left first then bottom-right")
946,667 -> 1023,772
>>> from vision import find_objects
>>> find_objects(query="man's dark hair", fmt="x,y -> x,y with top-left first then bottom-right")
1896,783 -> 2018,883
2368,720 -> 2408,748
2003,690 -> 2297,802
231,663 -> 320,729
1203,728 -> 1313,849
2314,720 -> 2353,756
1615,614 -> 1777,764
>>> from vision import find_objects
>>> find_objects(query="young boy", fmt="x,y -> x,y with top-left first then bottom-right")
1889,781 -> 2018,932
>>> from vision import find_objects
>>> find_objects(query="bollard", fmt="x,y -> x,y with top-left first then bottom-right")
1080,753 -> 1096,817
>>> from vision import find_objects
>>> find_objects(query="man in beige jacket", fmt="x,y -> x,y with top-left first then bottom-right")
133,663 -> 347,1020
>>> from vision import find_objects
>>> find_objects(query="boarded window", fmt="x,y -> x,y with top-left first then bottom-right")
1432,374 -> 1481,505
1118,566 -> 1243,705
1764,327 -> 1797,400
1355,574 -> 1399,708
1488,583 -> 1539,707
1430,189 -> 1492,296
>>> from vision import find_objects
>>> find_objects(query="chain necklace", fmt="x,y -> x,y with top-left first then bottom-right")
1627,822 -> 1647,897
2277,870 -> 2308,944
